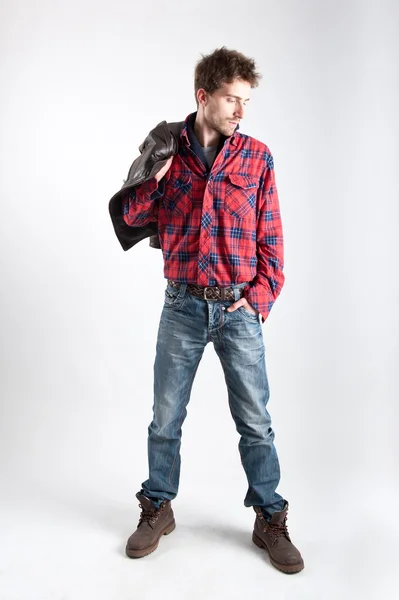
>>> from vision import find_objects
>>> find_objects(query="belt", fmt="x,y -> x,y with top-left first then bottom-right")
168,280 -> 243,301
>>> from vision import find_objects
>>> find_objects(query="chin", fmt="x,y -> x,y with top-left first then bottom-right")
216,124 -> 233,137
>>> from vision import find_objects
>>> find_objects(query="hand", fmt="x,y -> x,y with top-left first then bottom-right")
227,297 -> 258,316
154,156 -> 173,182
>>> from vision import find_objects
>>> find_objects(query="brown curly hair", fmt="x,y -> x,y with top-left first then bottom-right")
194,47 -> 261,105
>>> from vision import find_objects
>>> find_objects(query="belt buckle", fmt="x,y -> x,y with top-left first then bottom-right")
203,286 -> 216,300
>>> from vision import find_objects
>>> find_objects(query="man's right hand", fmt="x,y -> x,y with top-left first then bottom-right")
155,156 -> 174,182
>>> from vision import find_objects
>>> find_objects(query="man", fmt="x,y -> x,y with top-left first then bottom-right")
121,47 -> 304,574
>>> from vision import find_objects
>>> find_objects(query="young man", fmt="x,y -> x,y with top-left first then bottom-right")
122,47 -> 304,574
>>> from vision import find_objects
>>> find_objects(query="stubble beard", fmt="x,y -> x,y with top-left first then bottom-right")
207,112 -> 237,138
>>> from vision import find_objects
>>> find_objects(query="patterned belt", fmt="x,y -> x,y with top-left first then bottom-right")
168,280 -> 243,301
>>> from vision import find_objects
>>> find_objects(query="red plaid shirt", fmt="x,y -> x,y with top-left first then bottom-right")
122,113 -> 284,322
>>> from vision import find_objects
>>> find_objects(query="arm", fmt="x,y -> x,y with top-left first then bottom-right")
244,154 -> 285,322
122,155 -> 173,227
122,178 -> 164,227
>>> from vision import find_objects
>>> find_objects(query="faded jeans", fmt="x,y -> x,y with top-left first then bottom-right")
141,281 -> 285,518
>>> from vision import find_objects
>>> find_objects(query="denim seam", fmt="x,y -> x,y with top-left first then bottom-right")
218,306 -> 224,351
168,355 -> 202,490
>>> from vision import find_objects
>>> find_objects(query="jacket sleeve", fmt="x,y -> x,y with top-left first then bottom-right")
243,154 -> 285,322
122,178 -> 165,226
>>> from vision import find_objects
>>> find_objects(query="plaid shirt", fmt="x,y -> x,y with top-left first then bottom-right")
122,113 -> 284,322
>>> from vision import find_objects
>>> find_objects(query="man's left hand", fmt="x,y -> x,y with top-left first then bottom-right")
227,297 -> 259,316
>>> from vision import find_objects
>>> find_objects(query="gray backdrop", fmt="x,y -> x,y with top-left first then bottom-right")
1,0 -> 398,598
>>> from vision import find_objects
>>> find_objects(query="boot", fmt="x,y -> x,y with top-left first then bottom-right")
252,502 -> 304,574
125,492 -> 175,558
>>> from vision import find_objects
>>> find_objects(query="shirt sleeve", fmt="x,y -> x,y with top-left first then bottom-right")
122,177 -> 165,226
243,154 -> 285,322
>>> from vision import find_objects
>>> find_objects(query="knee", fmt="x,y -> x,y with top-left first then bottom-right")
149,405 -> 185,438
239,422 -> 275,444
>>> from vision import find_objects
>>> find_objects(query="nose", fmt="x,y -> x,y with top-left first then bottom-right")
234,103 -> 245,119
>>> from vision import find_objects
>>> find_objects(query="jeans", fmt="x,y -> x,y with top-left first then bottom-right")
141,281 -> 285,518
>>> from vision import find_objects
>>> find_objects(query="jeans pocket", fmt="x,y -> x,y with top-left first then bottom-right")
164,283 -> 186,309
238,306 -> 260,322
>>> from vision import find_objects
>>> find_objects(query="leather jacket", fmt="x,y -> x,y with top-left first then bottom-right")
109,120 -> 184,251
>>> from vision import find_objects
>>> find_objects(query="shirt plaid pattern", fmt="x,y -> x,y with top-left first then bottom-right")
122,113 -> 284,321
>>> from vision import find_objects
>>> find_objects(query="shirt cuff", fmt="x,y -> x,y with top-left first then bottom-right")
136,177 -> 161,201
243,283 -> 274,323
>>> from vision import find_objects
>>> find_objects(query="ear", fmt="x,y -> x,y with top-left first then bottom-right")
197,88 -> 208,108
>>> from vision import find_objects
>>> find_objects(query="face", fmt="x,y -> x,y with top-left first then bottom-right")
198,79 -> 251,137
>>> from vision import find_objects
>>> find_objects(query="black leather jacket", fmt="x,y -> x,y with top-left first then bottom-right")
109,120 -> 184,251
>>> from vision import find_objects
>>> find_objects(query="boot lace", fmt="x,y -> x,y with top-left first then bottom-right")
265,518 -> 290,543
258,509 -> 290,543
138,502 -> 165,529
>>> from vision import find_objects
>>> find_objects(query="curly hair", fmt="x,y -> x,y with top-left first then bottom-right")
194,47 -> 261,105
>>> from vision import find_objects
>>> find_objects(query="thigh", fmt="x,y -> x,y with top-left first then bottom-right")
214,306 -> 270,423
154,284 -> 208,417
157,282 -> 208,362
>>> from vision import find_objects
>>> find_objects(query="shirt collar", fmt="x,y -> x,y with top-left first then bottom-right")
180,111 -> 239,148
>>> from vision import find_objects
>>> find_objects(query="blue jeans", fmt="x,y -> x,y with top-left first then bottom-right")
141,281 -> 285,518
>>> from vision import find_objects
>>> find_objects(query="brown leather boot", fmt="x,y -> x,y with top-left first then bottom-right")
252,502 -> 304,574
125,492 -> 175,558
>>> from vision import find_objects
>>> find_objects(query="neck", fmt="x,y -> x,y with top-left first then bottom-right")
193,111 -> 220,148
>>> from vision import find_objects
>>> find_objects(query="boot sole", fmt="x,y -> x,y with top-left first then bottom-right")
252,532 -> 304,574
125,519 -> 176,559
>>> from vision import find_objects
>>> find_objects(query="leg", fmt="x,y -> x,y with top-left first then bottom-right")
213,303 -> 284,518
141,283 -> 208,501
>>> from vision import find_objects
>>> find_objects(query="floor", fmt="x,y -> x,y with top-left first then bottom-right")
1,476 -> 397,600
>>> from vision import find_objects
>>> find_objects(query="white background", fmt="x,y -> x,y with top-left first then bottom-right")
1,0 -> 398,598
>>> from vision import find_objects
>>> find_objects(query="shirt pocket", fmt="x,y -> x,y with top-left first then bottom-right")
225,174 -> 258,219
162,172 -> 192,219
